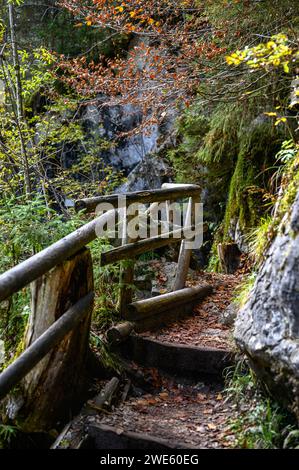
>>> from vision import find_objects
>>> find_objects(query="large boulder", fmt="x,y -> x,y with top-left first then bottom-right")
234,189 -> 299,418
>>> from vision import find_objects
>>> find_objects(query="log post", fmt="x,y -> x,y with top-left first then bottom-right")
119,260 -> 135,319
173,195 -> 199,291
5,248 -> 94,432
118,209 -> 136,318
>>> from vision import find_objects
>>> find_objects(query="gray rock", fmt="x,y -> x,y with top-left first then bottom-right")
221,303 -> 238,327
118,154 -> 172,192
234,189 -> 299,418
82,102 -> 159,173
227,217 -> 250,253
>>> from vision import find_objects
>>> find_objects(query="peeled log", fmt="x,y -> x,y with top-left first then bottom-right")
6,248 -> 94,432
107,322 -> 135,344
75,185 -> 200,213
126,285 -> 213,322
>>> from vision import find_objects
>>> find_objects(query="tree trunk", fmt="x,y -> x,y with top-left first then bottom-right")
8,3 -> 31,196
217,242 -> 241,274
6,248 -> 94,432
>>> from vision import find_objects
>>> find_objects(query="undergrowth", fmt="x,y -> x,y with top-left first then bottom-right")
0,195 -> 84,362
225,360 -> 299,449
233,273 -> 256,308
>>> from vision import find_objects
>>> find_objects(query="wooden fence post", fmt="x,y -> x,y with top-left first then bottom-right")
5,248 -> 94,432
173,196 -> 194,291
119,210 -> 136,318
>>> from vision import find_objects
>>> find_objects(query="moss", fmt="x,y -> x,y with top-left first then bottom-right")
277,157 -> 299,220
234,273 -> 257,308
196,104 -> 242,164
167,112 -> 210,183
223,120 -> 285,239
246,216 -> 274,265
168,88 -> 289,271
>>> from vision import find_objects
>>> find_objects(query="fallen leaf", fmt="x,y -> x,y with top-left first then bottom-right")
197,393 -> 206,401
207,423 -> 217,430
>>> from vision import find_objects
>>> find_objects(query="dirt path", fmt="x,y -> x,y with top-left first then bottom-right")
142,272 -> 243,350
54,270 -> 243,449
93,368 -> 238,448
87,271 -> 243,449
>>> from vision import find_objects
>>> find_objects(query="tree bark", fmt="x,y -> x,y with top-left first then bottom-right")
107,321 -> 135,344
127,285 -> 213,321
8,3 -> 31,196
6,248 -> 94,432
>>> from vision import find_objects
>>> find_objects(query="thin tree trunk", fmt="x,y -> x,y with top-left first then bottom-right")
8,2 -> 31,196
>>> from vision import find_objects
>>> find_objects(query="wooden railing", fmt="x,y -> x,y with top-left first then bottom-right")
0,183 -> 206,430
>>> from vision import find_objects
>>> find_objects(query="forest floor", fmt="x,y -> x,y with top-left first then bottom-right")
95,367 -> 239,448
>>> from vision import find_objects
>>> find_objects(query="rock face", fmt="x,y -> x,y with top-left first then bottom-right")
82,103 -> 161,174
79,100 -> 176,191
118,154 -> 172,192
234,189 -> 299,418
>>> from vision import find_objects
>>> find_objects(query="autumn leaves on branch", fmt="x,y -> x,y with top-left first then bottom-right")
58,1 -> 226,131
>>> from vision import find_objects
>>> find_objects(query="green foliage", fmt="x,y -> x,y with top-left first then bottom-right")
90,332 -> 121,373
223,119 -> 285,238
246,216 -> 273,265
0,424 -> 18,448
89,239 -> 122,330
276,140 -> 298,165
0,195 -> 83,359
225,360 -> 299,449
0,41 -> 124,200
0,195 -> 83,270
196,104 -> 241,165
233,273 -> 256,308
168,102 -> 244,230
167,109 -> 210,183
273,143 -> 299,226
34,10 -> 130,59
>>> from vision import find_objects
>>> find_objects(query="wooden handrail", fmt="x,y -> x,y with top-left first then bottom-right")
75,184 -> 200,213
0,292 -> 94,401
0,184 -> 202,405
0,209 -> 121,302
100,224 -> 202,266
0,186 -> 200,302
